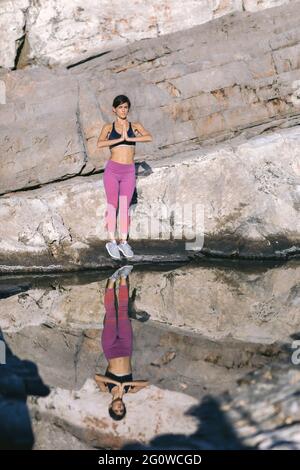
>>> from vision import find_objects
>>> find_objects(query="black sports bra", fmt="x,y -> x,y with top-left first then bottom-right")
108,121 -> 136,149
105,368 -> 133,393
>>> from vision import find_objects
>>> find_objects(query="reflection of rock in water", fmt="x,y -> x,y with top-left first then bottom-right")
124,395 -> 249,450
132,322 -> 288,399
1,2 -> 300,275
3,317 -> 288,400
124,362 -> 300,450
1,261 -> 299,345
0,260 -> 300,449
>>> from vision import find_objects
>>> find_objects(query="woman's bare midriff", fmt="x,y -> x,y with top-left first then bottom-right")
108,356 -> 132,375
110,147 -> 135,165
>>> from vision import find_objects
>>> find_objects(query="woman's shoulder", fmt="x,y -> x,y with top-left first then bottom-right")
131,121 -> 142,134
94,374 -> 120,386
104,122 -> 113,130
102,122 -> 113,137
132,121 -> 141,128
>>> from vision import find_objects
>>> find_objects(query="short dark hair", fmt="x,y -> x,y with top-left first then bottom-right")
109,401 -> 127,421
112,95 -> 131,110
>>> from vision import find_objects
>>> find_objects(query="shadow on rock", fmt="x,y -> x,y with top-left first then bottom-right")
123,395 -> 251,450
0,330 -> 50,449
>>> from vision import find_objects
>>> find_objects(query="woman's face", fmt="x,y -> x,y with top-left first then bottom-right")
113,102 -> 129,119
111,398 -> 125,415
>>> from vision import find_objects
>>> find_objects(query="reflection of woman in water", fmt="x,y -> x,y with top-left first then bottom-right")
97,95 -> 152,260
95,265 -> 149,421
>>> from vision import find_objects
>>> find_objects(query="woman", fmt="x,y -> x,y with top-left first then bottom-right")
97,95 -> 153,259
95,265 -> 149,421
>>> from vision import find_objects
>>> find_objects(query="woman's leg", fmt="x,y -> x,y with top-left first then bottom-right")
116,278 -> 133,357
119,170 -> 136,242
103,165 -> 120,241
101,283 -> 118,360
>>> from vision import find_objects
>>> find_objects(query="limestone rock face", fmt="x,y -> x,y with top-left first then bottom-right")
0,126 -> 299,271
133,261 -> 300,344
0,2 -> 300,270
216,363 -> 300,450
2,2 -> 300,195
1,262 -> 299,344
69,1 -> 300,162
0,0 -> 292,69
24,344 -> 300,450
123,363 -> 300,450
27,361 -> 300,450
0,68 -> 91,195
1,0 -> 300,453
29,381 -> 198,449
1,261 -> 299,449
0,0 -> 29,69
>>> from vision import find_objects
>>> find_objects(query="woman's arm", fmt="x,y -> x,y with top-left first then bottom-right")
94,374 -> 120,387
97,123 -> 123,148
122,380 -> 150,388
128,381 -> 150,393
126,122 -> 152,143
96,381 -> 109,392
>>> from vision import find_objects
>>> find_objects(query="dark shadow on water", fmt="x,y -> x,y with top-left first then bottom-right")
0,330 -> 50,449
0,283 -> 31,300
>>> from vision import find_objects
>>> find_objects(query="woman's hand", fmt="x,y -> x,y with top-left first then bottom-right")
112,384 -> 124,400
128,383 -> 149,393
95,375 -> 109,393
122,125 -> 128,141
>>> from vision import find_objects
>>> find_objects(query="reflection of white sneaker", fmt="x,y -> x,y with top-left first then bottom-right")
119,265 -> 134,278
109,266 -> 125,281
118,241 -> 134,258
105,241 -> 121,259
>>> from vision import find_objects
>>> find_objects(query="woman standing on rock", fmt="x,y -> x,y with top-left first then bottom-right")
95,265 -> 149,421
97,95 -> 153,259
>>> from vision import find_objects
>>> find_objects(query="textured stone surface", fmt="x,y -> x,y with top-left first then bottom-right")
133,261 -> 300,343
1,3 -> 300,271
27,360 -> 300,450
0,0 -> 292,69
72,1 -> 300,160
1,0 -> 299,452
219,363 -> 300,450
2,2 -> 300,194
0,0 -> 29,69
29,381 -> 198,449
1,263 -> 299,449
0,125 -> 299,271
1,261 -> 299,344
0,67 -> 92,194
123,363 -> 300,450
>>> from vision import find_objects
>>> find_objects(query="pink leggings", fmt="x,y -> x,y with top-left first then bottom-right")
103,159 -> 136,236
101,284 -> 133,359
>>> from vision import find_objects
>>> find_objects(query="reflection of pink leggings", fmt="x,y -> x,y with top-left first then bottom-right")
103,160 -> 136,235
101,285 -> 133,359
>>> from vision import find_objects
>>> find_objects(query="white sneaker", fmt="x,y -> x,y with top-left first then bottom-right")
118,241 -> 134,258
105,241 -> 121,259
